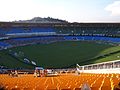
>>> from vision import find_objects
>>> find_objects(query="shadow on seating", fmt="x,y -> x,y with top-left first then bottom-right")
0,84 -> 5,90
74,88 -> 81,90
113,82 -> 120,90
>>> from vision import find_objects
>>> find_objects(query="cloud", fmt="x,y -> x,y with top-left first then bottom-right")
105,0 -> 120,16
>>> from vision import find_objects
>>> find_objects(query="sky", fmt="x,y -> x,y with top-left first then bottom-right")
0,0 -> 120,22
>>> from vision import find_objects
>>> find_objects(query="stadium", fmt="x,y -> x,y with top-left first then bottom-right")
0,20 -> 120,90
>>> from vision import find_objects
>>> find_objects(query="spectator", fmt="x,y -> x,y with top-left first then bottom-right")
81,83 -> 91,90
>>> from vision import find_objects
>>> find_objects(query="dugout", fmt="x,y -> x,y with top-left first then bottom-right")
34,67 -> 46,77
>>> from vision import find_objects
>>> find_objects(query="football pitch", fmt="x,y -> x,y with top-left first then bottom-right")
0,41 -> 120,69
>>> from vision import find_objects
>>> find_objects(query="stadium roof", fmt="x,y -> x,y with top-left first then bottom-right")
0,22 -> 120,27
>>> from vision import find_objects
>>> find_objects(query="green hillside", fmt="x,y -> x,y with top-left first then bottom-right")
0,41 -> 120,69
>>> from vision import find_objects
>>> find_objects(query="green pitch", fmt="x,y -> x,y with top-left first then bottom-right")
0,41 -> 120,69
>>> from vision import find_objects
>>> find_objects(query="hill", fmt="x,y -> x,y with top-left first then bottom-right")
13,17 -> 68,23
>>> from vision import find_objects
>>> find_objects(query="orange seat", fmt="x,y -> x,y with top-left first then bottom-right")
90,87 -> 99,90
1,73 -> 120,90
101,86 -> 111,90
